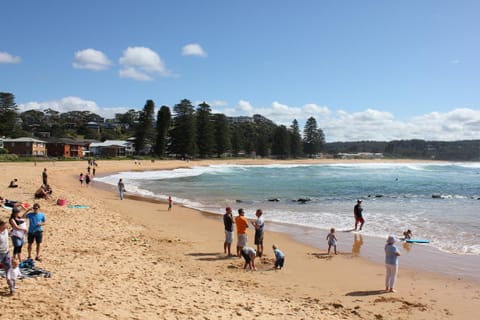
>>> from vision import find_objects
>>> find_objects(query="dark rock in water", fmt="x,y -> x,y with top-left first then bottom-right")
375,195 -> 383,198
432,194 -> 442,199
236,199 -> 243,203
297,197 -> 311,203
268,198 -> 280,202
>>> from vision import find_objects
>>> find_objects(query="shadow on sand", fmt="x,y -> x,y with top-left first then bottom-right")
345,289 -> 386,296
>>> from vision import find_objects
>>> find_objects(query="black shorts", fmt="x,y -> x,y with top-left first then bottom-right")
241,250 -> 251,263
28,231 -> 43,244
254,231 -> 264,245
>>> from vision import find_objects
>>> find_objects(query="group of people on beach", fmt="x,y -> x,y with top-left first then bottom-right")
0,167 -> 50,295
223,207 -> 285,271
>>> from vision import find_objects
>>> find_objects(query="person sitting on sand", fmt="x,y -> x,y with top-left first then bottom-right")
403,229 -> 412,240
8,178 -> 18,188
0,197 -> 27,210
241,246 -> 257,271
272,244 -> 285,269
34,185 -> 50,200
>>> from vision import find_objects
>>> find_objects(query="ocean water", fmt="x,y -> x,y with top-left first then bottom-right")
96,162 -> 480,256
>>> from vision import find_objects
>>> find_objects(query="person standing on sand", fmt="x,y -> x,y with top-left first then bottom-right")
354,199 -> 365,231
42,168 -> 48,186
24,203 -> 46,262
118,179 -> 126,200
235,208 -> 249,257
0,219 -> 13,291
326,227 -> 338,254
223,207 -> 235,256
385,235 -> 401,293
79,173 -> 84,186
168,196 -> 173,211
251,209 -> 265,257
9,207 -> 27,262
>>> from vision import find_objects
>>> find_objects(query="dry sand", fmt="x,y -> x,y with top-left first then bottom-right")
0,159 -> 479,320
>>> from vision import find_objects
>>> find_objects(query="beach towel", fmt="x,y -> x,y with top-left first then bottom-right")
0,266 -> 51,279
67,205 -> 90,209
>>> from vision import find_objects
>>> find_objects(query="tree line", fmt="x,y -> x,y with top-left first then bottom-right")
0,93 -> 326,158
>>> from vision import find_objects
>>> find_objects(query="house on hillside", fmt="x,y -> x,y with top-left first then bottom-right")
89,140 -> 134,157
2,137 -> 47,157
46,138 -> 88,158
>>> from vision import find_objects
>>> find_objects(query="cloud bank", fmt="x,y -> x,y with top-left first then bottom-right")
119,47 -> 170,81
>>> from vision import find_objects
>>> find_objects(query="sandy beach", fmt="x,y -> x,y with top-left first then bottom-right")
1,159 -> 479,320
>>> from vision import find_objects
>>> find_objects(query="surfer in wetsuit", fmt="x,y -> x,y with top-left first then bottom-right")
354,199 -> 364,231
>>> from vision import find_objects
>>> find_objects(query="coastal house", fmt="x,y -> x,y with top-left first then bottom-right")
89,140 -> 134,157
46,138 -> 87,158
2,137 -> 48,157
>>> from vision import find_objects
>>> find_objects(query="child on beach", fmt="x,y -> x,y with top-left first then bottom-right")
168,196 -> 173,211
7,258 -> 20,295
79,173 -> 84,186
402,229 -> 412,240
272,244 -> 285,269
326,228 -> 338,255
241,246 -> 257,271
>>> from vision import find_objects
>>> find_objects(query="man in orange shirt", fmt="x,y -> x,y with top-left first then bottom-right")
235,208 -> 249,257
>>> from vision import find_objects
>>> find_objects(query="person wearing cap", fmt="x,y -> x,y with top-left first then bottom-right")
9,206 -> 27,262
384,235 -> 401,293
235,208 -> 249,257
24,203 -> 46,262
353,199 -> 365,231
223,207 -> 235,256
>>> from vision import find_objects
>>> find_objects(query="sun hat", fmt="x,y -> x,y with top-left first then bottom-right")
386,235 -> 396,244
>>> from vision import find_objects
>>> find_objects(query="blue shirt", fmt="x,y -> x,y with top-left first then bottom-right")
274,248 -> 285,260
384,244 -> 399,265
26,212 -> 46,233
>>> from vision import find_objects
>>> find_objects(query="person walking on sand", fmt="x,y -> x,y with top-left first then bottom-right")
235,208 -> 249,257
0,219 -> 13,291
24,203 -> 46,262
168,196 -> 173,211
354,199 -> 365,231
118,179 -> 126,200
223,207 -> 235,256
42,168 -> 48,186
326,227 -> 338,254
79,173 -> 84,186
272,244 -> 285,269
251,209 -> 265,257
385,235 -> 401,293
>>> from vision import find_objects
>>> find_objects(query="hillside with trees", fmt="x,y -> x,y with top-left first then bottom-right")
1,92 -> 479,160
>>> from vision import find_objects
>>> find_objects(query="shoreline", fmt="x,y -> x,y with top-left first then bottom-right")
1,159 -> 479,319
94,161 -> 480,283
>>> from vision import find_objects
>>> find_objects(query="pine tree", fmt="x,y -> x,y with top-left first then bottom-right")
154,105 -> 171,157
196,102 -> 215,158
135,100 -> 155,154
289,119 -> 303,158
213,113 -> 231,157
169,99 -> 197,158
0,92 -> 21,137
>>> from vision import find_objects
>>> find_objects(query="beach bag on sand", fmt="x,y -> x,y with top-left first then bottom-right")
57,199 -> 67,206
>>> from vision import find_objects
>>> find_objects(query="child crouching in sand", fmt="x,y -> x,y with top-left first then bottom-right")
326,228 -> 338,254
272,244 -> 285,269
241,246 -> 257,271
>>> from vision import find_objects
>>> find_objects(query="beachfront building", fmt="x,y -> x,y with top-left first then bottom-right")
89,140 -> 134,157
46,138 -> 88,158
2,137 -> 48,157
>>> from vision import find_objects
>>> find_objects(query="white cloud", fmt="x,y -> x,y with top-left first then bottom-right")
73,48 -> 112,71
182,43 -> 207,57
119,46 -> 170,80
0,51 -> 21,64
18,97 -> 130,119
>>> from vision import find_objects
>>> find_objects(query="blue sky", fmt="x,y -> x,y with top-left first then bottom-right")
1,0 -> 479,142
